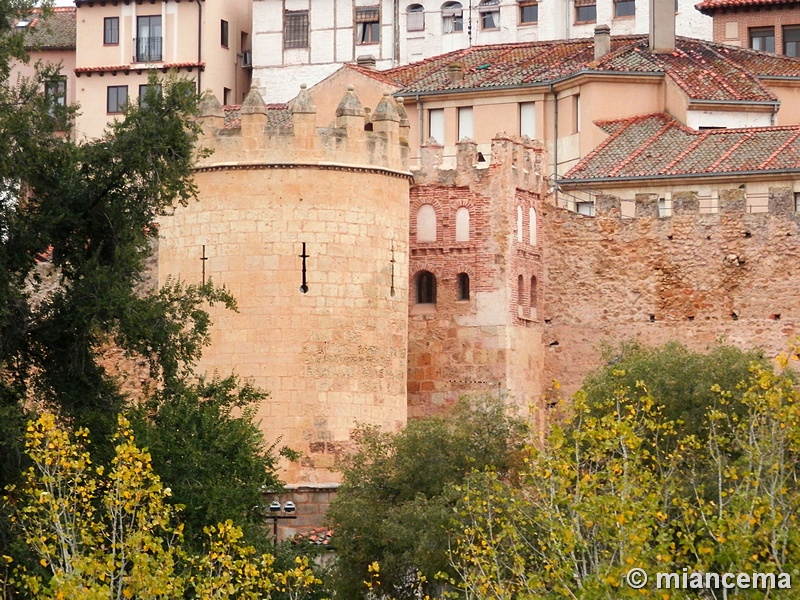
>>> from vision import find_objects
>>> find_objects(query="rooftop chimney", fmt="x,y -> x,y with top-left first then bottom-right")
447,62 -> 463,84
594,24 -> 611,60
649,0 -> 676,53
356,55 -> 377,69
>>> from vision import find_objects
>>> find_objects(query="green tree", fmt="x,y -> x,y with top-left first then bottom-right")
328,396 -> 529,600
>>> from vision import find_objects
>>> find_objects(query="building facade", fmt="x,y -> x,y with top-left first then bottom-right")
697,0 -> 800,56
252,0 -> 712,102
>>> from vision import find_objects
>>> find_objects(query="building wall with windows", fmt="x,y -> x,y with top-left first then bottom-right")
252,0 -> 711,103
72,0 -> 251,140
407,136 -> 548,419
697,0 -> 800,55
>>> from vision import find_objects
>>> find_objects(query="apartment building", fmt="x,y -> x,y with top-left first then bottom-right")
71,0 -> 251,139
697,0 -> 800,56
252,0 -> 712,102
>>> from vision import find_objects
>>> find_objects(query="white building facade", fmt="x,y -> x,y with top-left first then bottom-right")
252,0 -> 712,102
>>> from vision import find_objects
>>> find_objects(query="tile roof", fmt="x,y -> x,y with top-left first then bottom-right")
385,36 -> 800,104
562,113 -> 800,182
75,62 -> 205,74
696,0 -> 800,14
21,7 -> 76,50
293,527 -> 334,547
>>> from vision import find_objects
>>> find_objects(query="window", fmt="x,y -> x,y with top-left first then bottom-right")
455,207 -> 470,241
575,0 -> 596,22
749,27 -> 775,52
519,102 -> 535,138
284,10 -> 309,49
138,83 -> 162,108
519,1 -> 538,23
517,206 -> 523,242
223,87 -> 232,105
221,19 -> 229,48
417,204 -> 437,242
576,201 -> 594,215
615,0 -> 635,17
45,78 -> 66,122
457,106 -> 473,140
479,0 -> 499,30
530,276 -> 537,307
428,108 -> 444,143
784,26 -> 800,56
107,85 -> 128,114
104,17 -> 119,45
517,275 -> 524,305
407,4 -> 425,31
356,7 -> 380,44
135,15 -> 162,62
417,271 -> 437,304
442,2 -> 464,33
457,273 -> 470,300
795,192 -> 800,212
529,207 -> 537,245
572,94 -> 580,133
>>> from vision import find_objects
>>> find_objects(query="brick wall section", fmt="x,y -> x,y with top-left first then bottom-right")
709,5 -> 800,52
408,136 -> 547,418
542,187 -> 800,396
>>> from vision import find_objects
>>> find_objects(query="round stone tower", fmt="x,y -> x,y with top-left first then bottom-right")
156,85 -> 411,483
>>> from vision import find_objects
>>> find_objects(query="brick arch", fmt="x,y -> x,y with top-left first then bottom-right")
410,195 -> 445,215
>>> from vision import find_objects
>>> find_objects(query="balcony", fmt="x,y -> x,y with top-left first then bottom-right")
132,37 -> 162,63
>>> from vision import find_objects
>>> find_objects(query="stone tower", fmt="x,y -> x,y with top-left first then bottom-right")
156,84 -> 411,484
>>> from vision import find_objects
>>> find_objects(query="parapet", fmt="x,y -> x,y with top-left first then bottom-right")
413,133 -> 547,195
195,84 -> 410,175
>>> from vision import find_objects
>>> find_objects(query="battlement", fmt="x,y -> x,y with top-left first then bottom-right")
195,84 -> 410,175
569,188 -> 800,220
413,134 -> 547,195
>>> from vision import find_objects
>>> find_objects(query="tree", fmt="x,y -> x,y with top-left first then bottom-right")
328,396 -> 529,600
2,411 -> 324,600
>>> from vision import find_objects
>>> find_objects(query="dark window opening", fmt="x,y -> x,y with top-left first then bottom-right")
284,10 -> 309,49
135,15 -> 162,62
530,275 -> 537,307
442,2 -> 464,33
479,0 -> 500,29
784,26 -> 800,56
138,83 -> 162,109
107,85 -> 128,114
104,17 -> 119,45
221,19 -> 229,48
749,27 -> 775,52
517,274 -> 524,305
519,1 -> 538,23
614,0 -> 635,17
457,273 -> 470,300
356,7 -> 380,44
417,271 -> 437,304
575,2 -> 596,22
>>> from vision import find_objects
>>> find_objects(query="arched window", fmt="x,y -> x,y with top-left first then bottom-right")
455,206 -> 470,241
530,275 -> 537,307
417,271 -> 437,304
516,206 -> 523,242
478,0 -> 500,29
407,4 -> 425,31
457,273 -> 470,300
517,274 -> 524,305
416,204 -> 437,242
529,206 -> 537,245
442,1 -> 463,33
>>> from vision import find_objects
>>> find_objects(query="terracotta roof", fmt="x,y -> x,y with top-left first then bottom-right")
386,36 -> 800,104
293,527 -> 334,547
21,7 -> 76,50
562,113 -> 800,182
75,62 -> 204,74
696,0 -> 800,14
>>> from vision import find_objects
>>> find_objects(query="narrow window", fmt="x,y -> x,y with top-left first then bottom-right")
104,17 -> 119,45
614,0 -> 635,17
135,15 -> 162,62
223,87 -> 232,105
107,85 -> 128,114
529,207 -> 537,245
455,207 -> 470,241
517,206 -> 523,242
794,192 -> 800,212
517,275 -> 524,305
442,2 -> 464,33
284,10 -> 309,48
457,273 -> 470,300
519,1 -> 538,24
45,78 -> 66,114
572,94 -> 580,134
749,27 -> 775,52
407,4 -> 425,31
784,26 -> 800,56
457,106 -> 473,140
356,6 -> 380,44
221,20 -> 229,47
428,108 -> 444,143
417,204 -> 437,242
417,271 -> 437,304
519,102 -> 535,138
479,0 -> 500,30
530,275 -> 537,307
575,0 -> 596,22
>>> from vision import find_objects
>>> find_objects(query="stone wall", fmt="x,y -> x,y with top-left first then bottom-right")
543,187 -> 800,396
